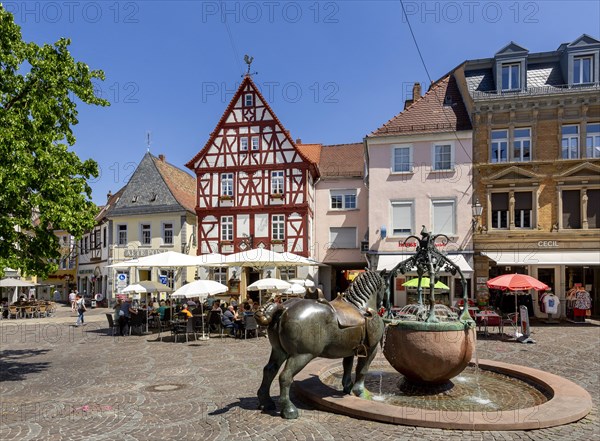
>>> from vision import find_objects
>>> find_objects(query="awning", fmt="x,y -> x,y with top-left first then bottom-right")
376,254 -> 473,274
481,250 -> 600,266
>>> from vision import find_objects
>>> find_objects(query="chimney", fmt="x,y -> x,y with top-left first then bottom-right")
295,138 -> 302,144
412,82 -> 422,100
107,190 -> 112,201
158,154 -> 165,162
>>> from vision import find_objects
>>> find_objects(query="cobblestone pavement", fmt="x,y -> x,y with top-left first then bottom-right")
1,305 -> 599,441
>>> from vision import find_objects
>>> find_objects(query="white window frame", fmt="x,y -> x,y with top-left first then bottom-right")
514,191 -> 533,229
512,127 -> 531,162
240,137 -> 248,151
221,216 -> 233,241
244,93 -> 253,106
330,189 -> 357,210
501,63 -> 520,90
573,56 -> 593,84
586,123 -> 600,158
271,170 -> 285,194
329,227 -> 357,249
272,214 -> 285,241
213,267 -> 228,285
562,125 -> 580,159
491,129 -> 508,163
221,173 -> 234,196
390,201 -> 413,236
391,145 -> 413,173
117,224 -> 127,245
491,192 -> 509,230
432,143 -> 454,171
162,222 -> 174,245
279,267 -> 297,281
141,224 -> 151,245
432,199 -> 455,236
251,136 -> 260,150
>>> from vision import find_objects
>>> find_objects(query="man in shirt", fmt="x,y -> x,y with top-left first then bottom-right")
119,298 -> 137,336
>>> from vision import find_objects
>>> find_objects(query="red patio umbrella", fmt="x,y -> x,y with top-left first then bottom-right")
486,274 -> 549,292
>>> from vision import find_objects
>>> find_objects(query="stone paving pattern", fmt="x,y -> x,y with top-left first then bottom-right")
1,305 -> 598,441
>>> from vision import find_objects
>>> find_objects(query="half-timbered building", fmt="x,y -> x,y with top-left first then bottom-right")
186,75 -> 319,267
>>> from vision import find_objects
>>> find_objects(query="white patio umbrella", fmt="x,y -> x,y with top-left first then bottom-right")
247,278 -> 291,291
284,283 -> 306,295
1,278 -> 38,304
288,278 -> 315,288
109,251 -> 202,268
121,284 -> 146,293
137,280 -> 173,294
225,248 -> 314,268
192,253 -> 228,267
171,280 -> 228,340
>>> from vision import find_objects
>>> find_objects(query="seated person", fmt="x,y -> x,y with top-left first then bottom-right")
157,301 -> 168,320
179,304 -> 193,320
221,305 -> 238,336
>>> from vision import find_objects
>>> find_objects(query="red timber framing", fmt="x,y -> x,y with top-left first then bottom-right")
186,75 -> 319,257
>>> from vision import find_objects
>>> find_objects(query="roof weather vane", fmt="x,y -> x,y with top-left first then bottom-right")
146,131 -> 151,152
243,54 -> 258,77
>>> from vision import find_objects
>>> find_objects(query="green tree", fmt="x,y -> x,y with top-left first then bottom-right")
0,7 -> 109,278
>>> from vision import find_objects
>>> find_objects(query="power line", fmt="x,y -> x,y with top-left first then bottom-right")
223,17 -> 243,76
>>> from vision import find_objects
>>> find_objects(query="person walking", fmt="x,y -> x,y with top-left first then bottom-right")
75,294 -> 86,326
69,290 -> 77,312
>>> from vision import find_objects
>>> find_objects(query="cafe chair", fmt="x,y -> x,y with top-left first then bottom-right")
502,312 -> 519,336
8,306 -> 19,319
23,306 -> 35,319
128,312 -> 144,335
243,315 -> 259,339
207,310 -> 224,338
105,313 -> 119,336
171,319 -> 195,343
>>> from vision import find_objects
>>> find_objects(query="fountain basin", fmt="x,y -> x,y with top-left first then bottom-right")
293,358 -> 592,430
383,320 -> 475,384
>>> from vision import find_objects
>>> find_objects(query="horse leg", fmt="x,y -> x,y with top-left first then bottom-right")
278,353 -> 314,419
351,346 -> 378,399
341,356 -> 354,394
257,348 -> 287,411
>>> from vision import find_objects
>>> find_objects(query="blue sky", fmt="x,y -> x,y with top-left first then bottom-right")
7,0 -> 600,204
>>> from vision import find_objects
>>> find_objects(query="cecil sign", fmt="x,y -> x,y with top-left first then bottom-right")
537,240 -> 559,248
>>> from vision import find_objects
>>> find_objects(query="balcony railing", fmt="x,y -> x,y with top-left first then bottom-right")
472,83 -> 600,100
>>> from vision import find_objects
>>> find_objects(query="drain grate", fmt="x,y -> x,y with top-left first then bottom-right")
147,384 -> 185,392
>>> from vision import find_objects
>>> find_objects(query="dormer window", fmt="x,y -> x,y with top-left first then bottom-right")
244,93 -> 253,106
501,63 -> 520,90
573,56 -> 593,84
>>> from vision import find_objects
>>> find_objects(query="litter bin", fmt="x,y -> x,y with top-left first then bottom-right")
91,300 -> 97,309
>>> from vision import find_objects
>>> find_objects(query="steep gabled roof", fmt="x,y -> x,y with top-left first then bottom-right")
318,143 -> 364,178
153,155 -> 196,212
110,153 -> 196,216
96,187 -> 125,222
185,75 -> 314,170
369,74 -> 471,137
296,143 -> 322,165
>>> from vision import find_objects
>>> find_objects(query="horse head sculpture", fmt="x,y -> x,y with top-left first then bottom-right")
256,270 -> 386,419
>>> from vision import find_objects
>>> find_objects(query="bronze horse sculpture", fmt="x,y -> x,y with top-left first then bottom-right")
255,270 -> 386,419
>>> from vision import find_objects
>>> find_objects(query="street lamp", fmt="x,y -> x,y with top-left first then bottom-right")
472,198 -> 483,232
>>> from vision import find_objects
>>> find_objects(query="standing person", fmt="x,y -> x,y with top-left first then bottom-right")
53,289 -> 61,302
69,290 -> 76,312
118,298 -> 137,336
75,294 -> 86,326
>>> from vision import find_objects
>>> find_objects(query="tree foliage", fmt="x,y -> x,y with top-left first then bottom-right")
0,7 -> 109,278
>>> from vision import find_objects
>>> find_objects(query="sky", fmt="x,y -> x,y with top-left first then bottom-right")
6,0 -> 600,205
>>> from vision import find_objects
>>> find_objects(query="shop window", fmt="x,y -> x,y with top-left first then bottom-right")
514,192 -> 532,228
562,190 -> 581,229
587,189 -> 600,229
491,193 -> 508,229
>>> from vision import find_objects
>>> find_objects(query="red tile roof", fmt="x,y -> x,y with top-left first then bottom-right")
370,75 -> 471,137
152,156 -> 197,213
296,143 -> 322,164
95,187 -> 125,222
318,143 -> 364,178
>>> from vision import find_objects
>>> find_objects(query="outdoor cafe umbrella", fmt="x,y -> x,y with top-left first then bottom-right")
171,280 -> 228,340
247,278 -> 291,292
225,248 -> 315,268
0,278 -> 38,304
284,283 -> 306,295
402,277 -> 450,290
487,273 -> 549,336
288,278 -> 315,287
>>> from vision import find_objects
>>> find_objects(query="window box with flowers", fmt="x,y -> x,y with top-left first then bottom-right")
270,193 -> 285,200
219,195 -> 234,201
271,239 -> 285,245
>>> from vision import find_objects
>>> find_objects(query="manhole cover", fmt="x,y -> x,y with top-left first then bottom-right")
147,384 -> 185,392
